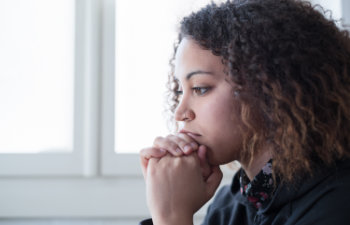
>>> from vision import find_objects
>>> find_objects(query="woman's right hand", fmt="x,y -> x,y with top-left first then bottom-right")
140,133 -> 212,181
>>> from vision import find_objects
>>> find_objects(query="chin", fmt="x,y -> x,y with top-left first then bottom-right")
207,155 -> 225,166
208,152 -> 237,166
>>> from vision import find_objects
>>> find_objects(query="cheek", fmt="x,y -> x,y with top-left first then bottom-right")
200,96 -> 241,133
200,99 -> 243,160
200,100 -> 229,129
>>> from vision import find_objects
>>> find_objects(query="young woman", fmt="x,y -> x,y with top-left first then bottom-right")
139,0 -> 350,224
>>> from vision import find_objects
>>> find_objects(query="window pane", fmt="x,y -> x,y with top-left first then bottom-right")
114,0 -> 216,153
0,0 -> 75,153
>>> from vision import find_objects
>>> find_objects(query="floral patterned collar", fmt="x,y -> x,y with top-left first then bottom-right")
239,159 -> 275,209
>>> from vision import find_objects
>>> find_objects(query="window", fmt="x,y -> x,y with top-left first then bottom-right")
0,0 -> 74,154
0,0 -> 82,176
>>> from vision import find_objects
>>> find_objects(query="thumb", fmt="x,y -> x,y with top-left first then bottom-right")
205,165 -> 223,199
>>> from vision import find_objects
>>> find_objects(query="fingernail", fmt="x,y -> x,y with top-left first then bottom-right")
190,142 -> 198,149
184,145 -> 191,153
159,148 -> 166,153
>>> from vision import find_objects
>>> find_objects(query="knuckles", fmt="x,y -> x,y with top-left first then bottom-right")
163,154 -> 199,169
139,147 -> 150,154
153,136 -> 164,145
166,134 -> 174,139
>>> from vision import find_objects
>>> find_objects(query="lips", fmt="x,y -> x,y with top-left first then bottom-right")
179,129 -> 201,138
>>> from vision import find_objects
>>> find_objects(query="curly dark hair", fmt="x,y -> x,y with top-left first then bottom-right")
166,0 -> 350,182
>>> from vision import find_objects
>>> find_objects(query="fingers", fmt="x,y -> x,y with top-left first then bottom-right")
140,147 -> 166,179
205,165 -> 223,199
153,134 -> 198,156
153,136 -> 182,156
176,133 -> 199,155
197,145 -> 212,180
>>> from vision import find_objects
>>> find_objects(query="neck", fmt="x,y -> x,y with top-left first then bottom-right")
241,149 -> 272,181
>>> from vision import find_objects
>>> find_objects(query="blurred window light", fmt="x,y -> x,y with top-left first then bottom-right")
0,0 -> 75,153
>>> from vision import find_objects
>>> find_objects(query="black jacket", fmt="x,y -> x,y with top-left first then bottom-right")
140,158 -> 350,225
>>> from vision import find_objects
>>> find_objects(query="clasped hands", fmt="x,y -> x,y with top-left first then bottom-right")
140,133 -> 223,225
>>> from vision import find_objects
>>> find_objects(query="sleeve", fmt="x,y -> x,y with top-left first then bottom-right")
139,218 -> 153,225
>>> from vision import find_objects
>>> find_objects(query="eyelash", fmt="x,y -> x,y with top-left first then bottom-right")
193,87 -> 211,95
175,87 -> 211,96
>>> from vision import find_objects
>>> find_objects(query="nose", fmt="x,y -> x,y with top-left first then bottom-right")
174,98 -> 195,122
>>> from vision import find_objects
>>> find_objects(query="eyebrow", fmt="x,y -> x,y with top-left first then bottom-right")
186,70 -> 214,80
175,70 -> 214,81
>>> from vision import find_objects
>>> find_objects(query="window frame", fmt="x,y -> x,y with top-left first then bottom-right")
0,0 -> 140,177
99,0 -> 142,176
0,0 -> 86,176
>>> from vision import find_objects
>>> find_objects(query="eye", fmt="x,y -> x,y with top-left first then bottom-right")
192,87 -> 211,95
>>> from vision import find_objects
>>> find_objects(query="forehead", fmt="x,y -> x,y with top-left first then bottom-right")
174,38 -> 225,81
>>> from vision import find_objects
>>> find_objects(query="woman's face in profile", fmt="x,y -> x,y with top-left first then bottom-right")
174,38 -> 245,165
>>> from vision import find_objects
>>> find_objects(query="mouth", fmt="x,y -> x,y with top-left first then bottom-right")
179,129 -> 201,139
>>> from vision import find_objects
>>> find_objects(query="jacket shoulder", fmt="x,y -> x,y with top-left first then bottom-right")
291,159 -> 350,225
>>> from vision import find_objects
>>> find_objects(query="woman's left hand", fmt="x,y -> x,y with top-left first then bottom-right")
146,153 -> 222,225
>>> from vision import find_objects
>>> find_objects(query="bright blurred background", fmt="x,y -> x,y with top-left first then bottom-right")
0,0 -> 348,224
